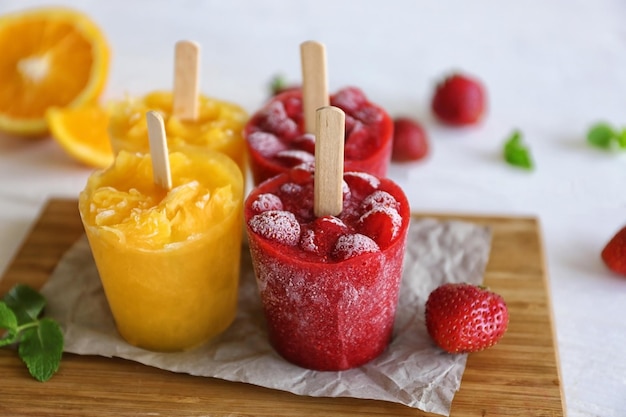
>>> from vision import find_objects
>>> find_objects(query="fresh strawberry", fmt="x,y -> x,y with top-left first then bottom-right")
392,117 -> 429,162
425,283 -> 509,353
601,226 -> 626,275
431,73 -> 487,126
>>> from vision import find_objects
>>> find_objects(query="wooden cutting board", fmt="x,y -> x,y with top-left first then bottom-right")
0,199 -> 565,417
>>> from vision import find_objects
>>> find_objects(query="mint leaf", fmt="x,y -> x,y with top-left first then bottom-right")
0,302 -> 19,346
1,284 -> 64,381
587,123 -> 616,149
2,284 -> 46,325
0,302 -> 18,331
269,74 -> 288,96
18,318 -> 64,382
618,129 -> 626,149
503,130 -> 534,170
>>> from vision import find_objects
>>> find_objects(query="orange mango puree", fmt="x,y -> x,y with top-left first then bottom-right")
108,91 -> 248,174
79,150 -> 244,351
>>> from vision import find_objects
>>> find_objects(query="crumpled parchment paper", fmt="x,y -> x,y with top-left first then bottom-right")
41,218 -> 491,416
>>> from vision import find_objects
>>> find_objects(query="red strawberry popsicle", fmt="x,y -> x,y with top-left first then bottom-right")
244,87 -> 394,185
245,163 -> 410,370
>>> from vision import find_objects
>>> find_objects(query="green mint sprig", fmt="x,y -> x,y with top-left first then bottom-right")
269,74 -> 288,96
587,122 -> 626,150
503,130 -> 534,170
0,284 -> 63,382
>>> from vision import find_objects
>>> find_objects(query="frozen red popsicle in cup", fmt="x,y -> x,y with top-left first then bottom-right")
244,41 -> 393,185
244,107 -> 409,370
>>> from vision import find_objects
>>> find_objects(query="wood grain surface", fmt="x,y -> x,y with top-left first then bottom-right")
0,198 -> 565,416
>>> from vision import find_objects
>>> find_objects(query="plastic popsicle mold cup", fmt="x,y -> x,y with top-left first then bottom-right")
244,163 -> 409,370
244,87 -> 393,185
79,149 -> 244,351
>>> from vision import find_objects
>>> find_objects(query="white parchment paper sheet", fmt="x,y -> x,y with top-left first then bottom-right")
41,218 -> 491,416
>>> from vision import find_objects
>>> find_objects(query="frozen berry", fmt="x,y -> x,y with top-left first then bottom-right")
247,131 -> 287,157
283,95 -> 303,119
392,117 -> 429,162
292,133 -> 316,154
331,87 -> 368,115
279,182 -> 314,220
300,216 -> 349,257
332,233 -> 380,260
343,172 -> 381,198
258,101 -> 299,138
344,122 -> 372,160
251,193 -> 284,214
358,206 -> 402,248
289,162 -> 314,184
361,190 -> 399,212
275,150 -> 315,167
248,210 -> 301,246
432,73 -> 486,126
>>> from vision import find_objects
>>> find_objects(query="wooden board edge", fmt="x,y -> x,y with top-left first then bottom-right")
534,218 -> 569,416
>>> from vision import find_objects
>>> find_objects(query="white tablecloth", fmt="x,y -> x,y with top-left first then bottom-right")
1,1 -> 625,415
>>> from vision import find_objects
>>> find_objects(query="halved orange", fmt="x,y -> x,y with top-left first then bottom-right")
0,7 -> 110,136
46,104 -> 114,168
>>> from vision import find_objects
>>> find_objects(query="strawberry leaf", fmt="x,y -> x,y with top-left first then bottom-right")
2,284 -> 46,325
18,318 -> 64,382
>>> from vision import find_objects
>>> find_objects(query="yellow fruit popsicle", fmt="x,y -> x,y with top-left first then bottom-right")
108,91 -> 248,173
79,149 -> 244,351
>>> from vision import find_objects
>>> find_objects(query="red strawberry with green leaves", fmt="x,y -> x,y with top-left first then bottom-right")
425,283 -> 509,353
431,73 -> 487,126
601,226 -> 626,275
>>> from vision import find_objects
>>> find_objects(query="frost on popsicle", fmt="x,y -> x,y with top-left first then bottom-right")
332,233 -> 380,261
343,171 -> 380,197
249,210 -> 301,246
257,100 -> 299,139
251,193 -> 284,214
275,149 -> 315,166
331,87 -> 368,114
361,190 -> 399,212
246,165 -> 408,262
247,132 -> 287,157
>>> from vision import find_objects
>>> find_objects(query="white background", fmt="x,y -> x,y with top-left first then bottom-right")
1,1 -> 625,415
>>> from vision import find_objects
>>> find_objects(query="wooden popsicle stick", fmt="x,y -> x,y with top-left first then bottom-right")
173,40 -> 201,121
146,111 -> 173,191
300,41 -> 329,134
314,106 -> 345,217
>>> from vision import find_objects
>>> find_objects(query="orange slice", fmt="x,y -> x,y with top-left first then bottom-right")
0,7 -> 110,136
46,104 -> 114,168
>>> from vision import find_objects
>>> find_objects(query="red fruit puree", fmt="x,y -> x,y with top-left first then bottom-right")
244,87 -> 394,185
245,163 -> 410,370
